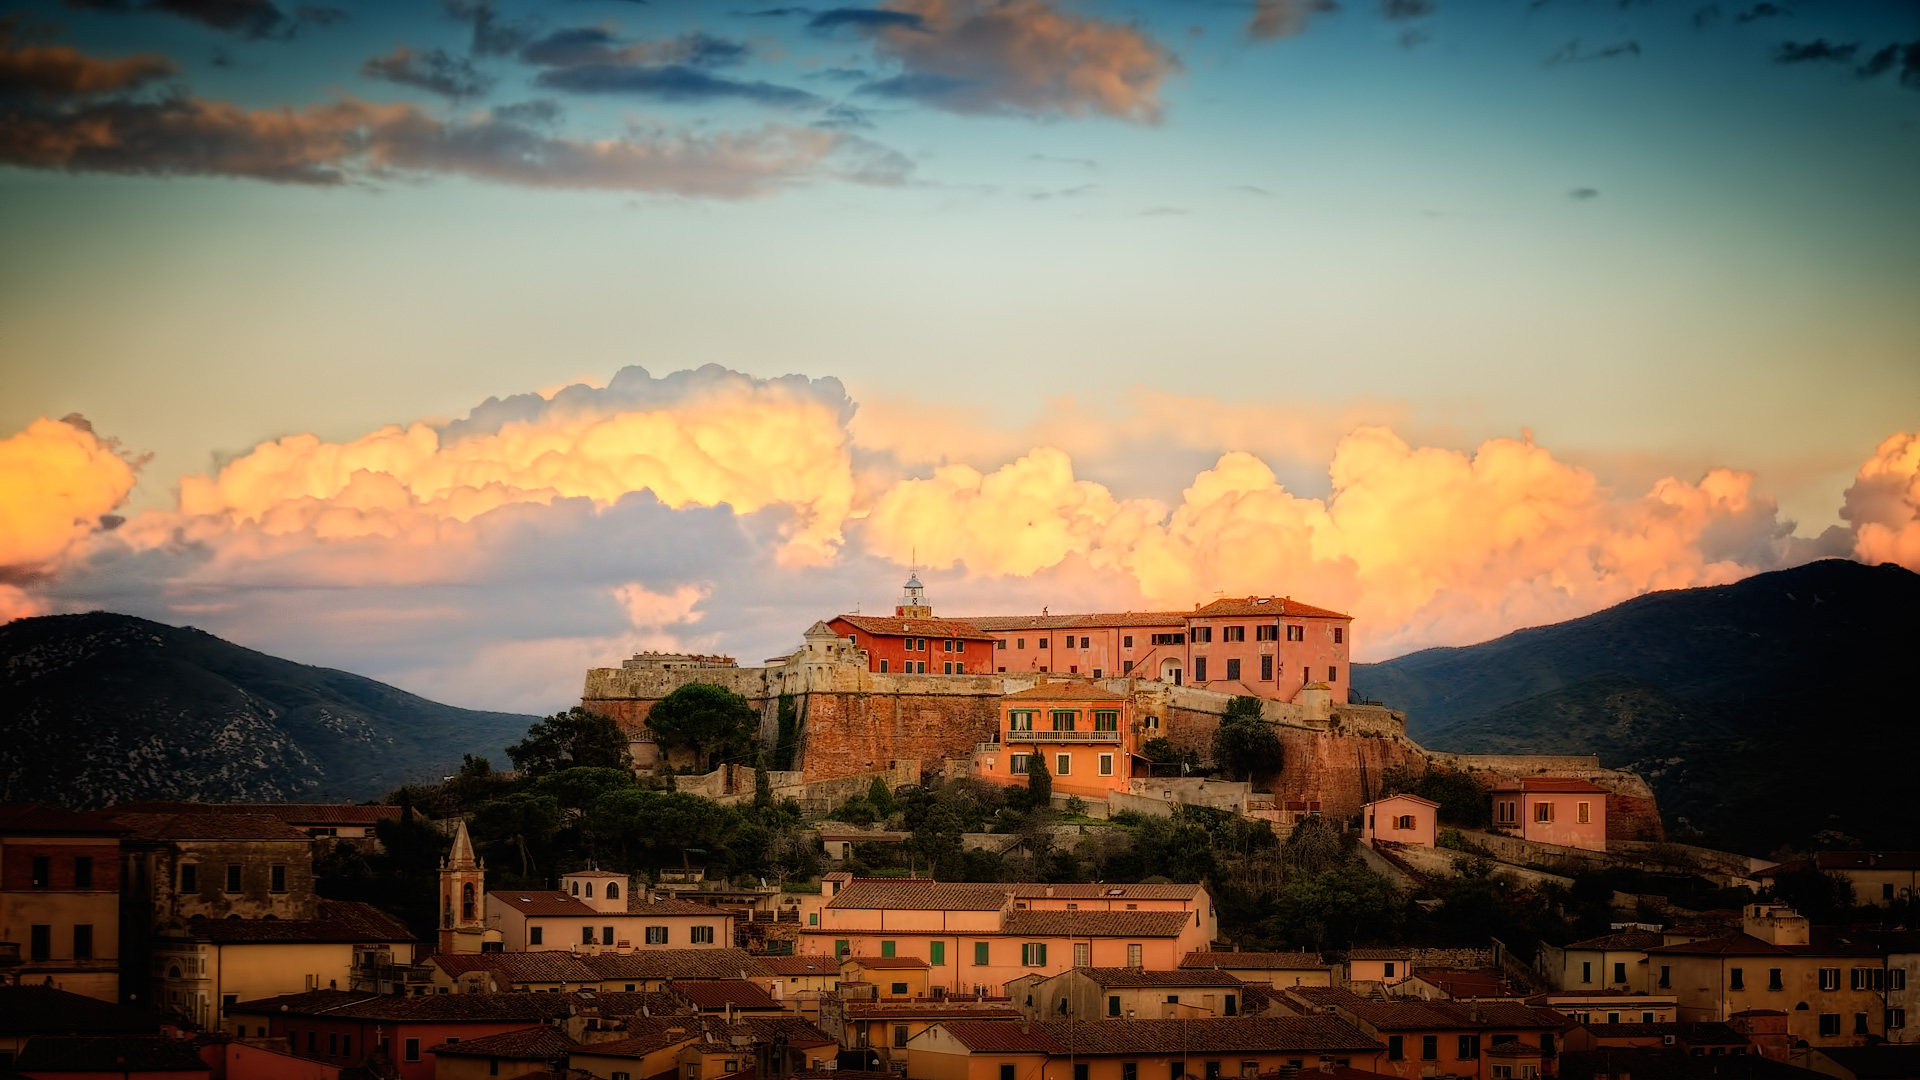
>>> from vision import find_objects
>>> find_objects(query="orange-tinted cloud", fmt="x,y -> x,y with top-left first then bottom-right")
1247,0 -> 1335,41
1845,431 -> 1920,570
0,30 -> 176,97
865,0 -> 1178,122
0,415 -> 140,583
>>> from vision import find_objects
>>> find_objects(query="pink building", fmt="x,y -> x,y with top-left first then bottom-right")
973,684 -> 1134,800
1489,778 -> 1608,851
966,613 -> 1190,681
1361,794 -> 1440,849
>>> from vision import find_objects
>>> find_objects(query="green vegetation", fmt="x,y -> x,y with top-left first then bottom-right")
1379,765 -> 1489,829
1211,696 -> 1284,788
506,708 -> 633,776
646,683 -> 759,771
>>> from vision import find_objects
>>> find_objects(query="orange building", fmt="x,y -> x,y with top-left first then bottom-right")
0,804 -> 124,1003
907,1016 -> 1386,1080
974,684 -> 1134,800
1489,779 -> 1608,852
829,576 -> 999,675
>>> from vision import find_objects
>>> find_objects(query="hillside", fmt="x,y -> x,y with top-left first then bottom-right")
0,612 -> 539,808
1352,559 -> 1920,853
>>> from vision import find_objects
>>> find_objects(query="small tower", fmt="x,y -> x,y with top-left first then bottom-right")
561,869 -> 631,915
439,819 -> 486,954
895,572 -> 932,618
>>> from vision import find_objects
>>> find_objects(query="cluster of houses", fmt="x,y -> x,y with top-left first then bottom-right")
6,794 -> 1920,1080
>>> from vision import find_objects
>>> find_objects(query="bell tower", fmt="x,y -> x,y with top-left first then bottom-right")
439,818 -> 486,954
895,571 -> 932,618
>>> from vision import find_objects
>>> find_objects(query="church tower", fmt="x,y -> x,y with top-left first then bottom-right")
894,572 -> 932,618
439,818 -> 486,954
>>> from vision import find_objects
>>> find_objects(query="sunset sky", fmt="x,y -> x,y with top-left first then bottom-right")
3,0 -> 1916,712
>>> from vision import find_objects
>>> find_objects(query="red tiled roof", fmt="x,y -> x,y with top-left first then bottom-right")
1002,683 -> 1127,702
1183,951 -> 1327,970
429,951 -> 601,984
177,901 -> 414,944
429,1026 -> 577,1058
1338,1000 -> 1572,1031
1288,987 -> 1372,1007
827,881 -> 1012,912
834,615 -> 999,641
583,949 -> 771,981
843,1002 -> 1023,1021
669,980 -> 783,1011
1016,884 -> 1203,900
13,1036 -> 209,1072
106,801 -> 403,826
103,810 -> 311,841
1346,948 -> 1412,960
845,956 -> 931,969
566,1018 -> 710,1058
1190,597 -> 1350,620
1074,968 -> 1242,988
759,956 -> 838,976
0,803 -> 125,836
228,989 -> 693,1022
733,1017 -> 836,1047
936,1017 -> 1381,1054
962,613 -> 1189,631
1580,1022 -> 1746,1045
627,896 -> 739,917
1489,777 -> 1610,794
1644,934 -> 1789,957
1566,932 -> 1666,951
1001,910 -> 1192,938
0,986 -> 157,1035
1412,969 -> 1510,998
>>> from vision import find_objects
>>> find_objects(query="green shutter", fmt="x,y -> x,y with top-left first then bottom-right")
975,941 -> 989,965
881,940 -> 896,958
930,942 -> 945,966
835,940 -> 849,958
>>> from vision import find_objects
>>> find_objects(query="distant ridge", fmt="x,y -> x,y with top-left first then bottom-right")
1352,559 -> 1920,853
0,612 -> 539,808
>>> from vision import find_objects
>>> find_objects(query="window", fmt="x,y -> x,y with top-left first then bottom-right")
1194,657 -> 1207,681
530,926 -> 543,945
1769,968 -> 1784,991
1108,995 -> 1123,1017
691,925 -> 715,944
1421,1036 -> 1438,1060
1123,1064 -> 1138,1080
1395,815 -> 1415,830
73,856 -> 93,889
892,983 -> 909,996
308,1033 -> 317,1053
1328,666 -> 1339,682
1855,1013 -> 1869,1036
1256,625 -> 1278,642
1074,942 -> 1090,968
73,925 -> 92,960
1615,962 -> 1627,984
1225,658 -> 1241,681
1128,943 -> 1143,967
1885,883 -> 1896,900
1040,637 -> 1049,649
329,1034 -> 339,1056
1660,965 -> 1671,988
1051,709 -> 1077,731
1459,1035 -> 1480,1060
1820,968 -> 1841,991
1643,1013 -> 1654,1024
1819,1014 -> 1842,1037
1302,667 -> 1310,684
1260,656 -> 1273,681
880,940 -> 896,958
1122,660 -> 1134,674
225,864 -> 242,892
1608,1013 -> 1620,1024
29,925 -> 50,961
30,856 -> 49,888
1494,1068 -> 1513,1080
607,882 -> 619,900
1151,633 -> 1185,645
1534,802 -> 1554,824
1852,968 -> 1885,992
583,925 -> 598,945
1056,754 -> 1071,775
1225,994 -> 1237,1016
944,662 -> 953,674
1384,962 -> 1396,978
1205,1063 -> 1221,1080
1893,970 -> 1908,991
1171,1064 -> 1186,1080
180,864 -> 197,893
1222,626 -> 1245,642
1010,710 -> 1035,731
646,926 -> 668,944
1286,625 -> 1304,642
1889,1009 -> 1906,1030
1497,801 -> 1517,825
1577,802 -> 1591,824
1099,754 -> 1114,776
975,941 -> 990,965
1011,754 -> 1031,774
1387,1036 -> 1404,1061
1730,968 -> 1744,990
1017,638 -> 1026,649
1193,627 -> 1212,643
1002,1067 -> 1017,1080
1022,943 -> 1048,966
892,1024 -> 911,1048
835,939 -> 849,958
1094,710 -> 1119,731
1334,627 -> 1344,644
405,1038 -> 421,1062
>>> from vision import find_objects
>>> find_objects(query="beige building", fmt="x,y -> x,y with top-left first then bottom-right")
1009,966 -> 1246,1021
1347,947 -> 1415,987
1179,950 -> 1333,987
1558,931 -> 1668,992
488,868 -> 735,952
1362,794 -> 1440,850
0,804 -> 125,1003
1753,853 -> 1920,908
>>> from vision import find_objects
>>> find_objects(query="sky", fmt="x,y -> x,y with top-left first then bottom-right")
1,0 -> 1917,714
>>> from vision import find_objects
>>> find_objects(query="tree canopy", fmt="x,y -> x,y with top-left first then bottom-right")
1212,696 -> 1284,787
506,707 -> 633,777
646,683 -> 760,771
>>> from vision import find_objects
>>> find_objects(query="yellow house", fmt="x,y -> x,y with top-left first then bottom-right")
152,900 -> 415,1032
1180,950 -> 1332,988
1008,967 -> 1245,1022
843,955 -> 933,998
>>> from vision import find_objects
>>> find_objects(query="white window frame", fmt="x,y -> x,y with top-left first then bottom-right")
1056,754 -> 1071,776
1098,754 -> 1114,776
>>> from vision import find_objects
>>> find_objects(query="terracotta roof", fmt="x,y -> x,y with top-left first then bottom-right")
1288,987 -> 1373,1007
935,1017 -> 1381,1054
1644,934 -> 1788,957
227,989 -> 691,1022
758,956 -> 838,976
1526,989 -> 1671,1004
584,949 -> 770,981
669,980 -> 783,1011
962,613 -> 1190,631
429,1026 -> 577,1058
566,869 -> 630,879
177,901 -> 414,944
1346,947 -> 1412,960
627,896 -> 738,917
1002,683 -> 1127,702
430,951 -> 601,984
834,615 -> 999,641
1016,884 -> 1203,900
1001,910 -> 1192,938
103,810 -> 311,841
1364,794 -> 1441,810
12,1036 -> 209,1072
566,1018 -> 709,1058
1411,969 -> 1511,998
843,1002 -> 1024,1021
1074,968 -> 1242,988
827,881 -> 1012,912
0,803 -> 124,836
1489,777 -> 1610,794
1580,1022 -> 1746,1044
1566,932 -> 1666,951
1190,597 -> 1350,620
0,987 -> 159,1035
1337,1001 -> 1572,1031
734,1016 -> 836,1047
1184,951 -> 1327,970
106,801 -> 402,826
489,889 -> 724,919
845,955 -> 931,969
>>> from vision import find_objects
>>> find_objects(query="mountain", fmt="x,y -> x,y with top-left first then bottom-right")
1352,559 -> 1920,854
0,612 -> 541,808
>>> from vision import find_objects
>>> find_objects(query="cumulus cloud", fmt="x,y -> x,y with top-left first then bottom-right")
0,416 -> 142,585
854,0 -> 1178,122
1843,432 -> 1920,570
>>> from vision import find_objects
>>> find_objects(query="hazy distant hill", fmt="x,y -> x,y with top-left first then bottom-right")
0,612 -> 539,808
1352,559 -> 1920,854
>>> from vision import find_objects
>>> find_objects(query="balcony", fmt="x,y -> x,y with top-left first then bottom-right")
1000,729 -> 1122,744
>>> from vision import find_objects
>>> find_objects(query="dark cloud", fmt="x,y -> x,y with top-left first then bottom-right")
1569,187 -> 1599,199
807,8 -> 930,33
519,27 -> 625,67
1378,0 -> 1433,21
1545,38 -> 1642,65
742,6 -> 815,15
1247,0 -> 1336,41
1691,5 -> 1721,28
492,98 -> 563,126
521,28 -> 752,69
814,102 -> 873,128
444,0 -> 536,58
361,46 -> 493,98
0,26 -> 177,97
1734,3 -> 1786,23
1774,39 -> 1856,64
804,66 -> 871,81
62,0 -> 345,40
663,32 -> 750,68
1856,41 -> 1920,88
535,63 -> 821,107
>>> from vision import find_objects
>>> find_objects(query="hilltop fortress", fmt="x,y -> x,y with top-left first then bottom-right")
579,577 -> 1661,838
